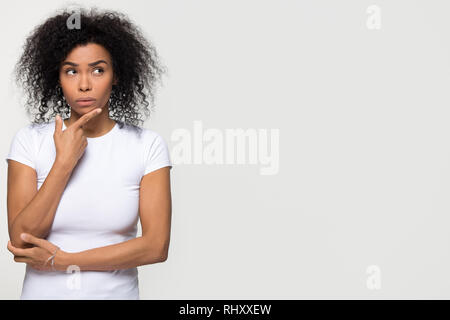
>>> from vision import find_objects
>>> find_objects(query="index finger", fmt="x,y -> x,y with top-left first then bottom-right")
72,108 -> 102,129
7,241 -> 30,257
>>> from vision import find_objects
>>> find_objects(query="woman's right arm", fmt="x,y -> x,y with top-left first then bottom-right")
7,159 -> 73,249
8,109 -> 102,249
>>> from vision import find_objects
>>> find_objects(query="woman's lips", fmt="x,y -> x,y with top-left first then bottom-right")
76,99 -> 96,107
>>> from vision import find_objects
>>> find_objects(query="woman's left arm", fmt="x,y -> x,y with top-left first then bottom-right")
8,167 -> 172,272
60,235 -> 167,271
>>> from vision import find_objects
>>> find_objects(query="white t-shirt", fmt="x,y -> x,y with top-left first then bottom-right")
5,120 -> 172,300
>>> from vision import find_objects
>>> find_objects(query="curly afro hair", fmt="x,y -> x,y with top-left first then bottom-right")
13,6 -> 167,129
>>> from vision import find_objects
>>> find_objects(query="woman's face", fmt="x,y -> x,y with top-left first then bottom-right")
59,43 -> 117,115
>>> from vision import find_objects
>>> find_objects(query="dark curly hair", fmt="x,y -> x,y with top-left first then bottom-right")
13,5 -> 167,130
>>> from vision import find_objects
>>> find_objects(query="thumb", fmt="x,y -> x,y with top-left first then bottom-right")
21,233 -> 56,252
20,233 -> 39,246
54,114 -> 62,134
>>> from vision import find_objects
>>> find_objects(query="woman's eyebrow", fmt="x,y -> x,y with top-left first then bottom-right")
61,60 -> 108,67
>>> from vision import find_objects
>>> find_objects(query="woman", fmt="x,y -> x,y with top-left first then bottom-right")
5,6 -> 172,300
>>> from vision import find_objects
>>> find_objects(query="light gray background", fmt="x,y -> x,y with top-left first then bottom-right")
1,0 -> 449,299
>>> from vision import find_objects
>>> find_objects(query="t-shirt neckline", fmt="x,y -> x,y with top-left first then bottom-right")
61,120 -> 118,141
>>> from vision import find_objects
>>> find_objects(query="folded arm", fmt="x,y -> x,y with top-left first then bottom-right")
58,235 -> 166,271
57,166 -> 172,271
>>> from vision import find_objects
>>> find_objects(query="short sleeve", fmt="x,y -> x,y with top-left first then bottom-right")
5,126 -> 36,170
143,132 -> 172,175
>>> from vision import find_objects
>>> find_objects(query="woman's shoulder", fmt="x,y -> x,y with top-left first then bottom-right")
21,121 -> 50,138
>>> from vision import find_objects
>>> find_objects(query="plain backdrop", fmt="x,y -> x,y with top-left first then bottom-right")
2,0 -> 450,299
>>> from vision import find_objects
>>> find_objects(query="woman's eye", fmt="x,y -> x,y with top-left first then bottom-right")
64,68 -> 104,75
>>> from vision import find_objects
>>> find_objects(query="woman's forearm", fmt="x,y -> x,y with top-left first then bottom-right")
57,235 -> 167,271
9,160 -> 73,249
